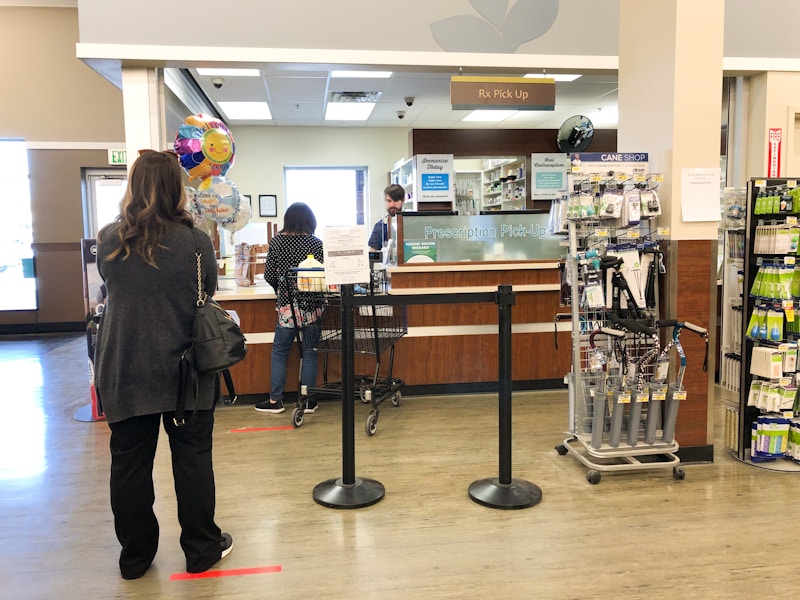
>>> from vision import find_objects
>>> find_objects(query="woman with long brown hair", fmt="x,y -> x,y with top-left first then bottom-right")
94,150 -> 232,579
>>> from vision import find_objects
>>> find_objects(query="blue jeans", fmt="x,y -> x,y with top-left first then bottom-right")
270,321 -> 320,401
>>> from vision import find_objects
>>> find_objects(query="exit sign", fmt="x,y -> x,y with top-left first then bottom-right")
108,149 -> 127,165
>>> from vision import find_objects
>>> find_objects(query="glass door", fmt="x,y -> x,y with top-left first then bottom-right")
83,168 -> 127,237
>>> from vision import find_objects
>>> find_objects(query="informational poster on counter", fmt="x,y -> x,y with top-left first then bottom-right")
322,225 -> 370,285
530,153 -> 568,200
416,154 -> 455,204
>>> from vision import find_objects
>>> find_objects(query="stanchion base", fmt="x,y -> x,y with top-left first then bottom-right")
313,477 -> 385,509
73,404 -> 104,423
468,477 -> 542,510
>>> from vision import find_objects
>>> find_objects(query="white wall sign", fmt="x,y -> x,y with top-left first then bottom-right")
680,168 -> 722,222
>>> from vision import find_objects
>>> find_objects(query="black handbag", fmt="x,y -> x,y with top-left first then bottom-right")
175,229 -> 247,425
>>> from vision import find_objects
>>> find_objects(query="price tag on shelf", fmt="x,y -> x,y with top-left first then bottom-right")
783,300 -> 794,322
615,173 -> 628,182
633,174 -> 647,182
672,390 -> 688,401
595,228 -> 609,238
783,410 -> 794,418
651,391 -> 667,402
787,216 -> 798,225
627,230 -> 641,239
657,227 -> 670,237
652,173 -> 664,182
755,179 -> 767,187
617,392 -> 631,404
788,180 -> 798,189
590,174 -> 602,182
635,393 -> 649,404
779,377 -> 793,386
784,256 -> 796,266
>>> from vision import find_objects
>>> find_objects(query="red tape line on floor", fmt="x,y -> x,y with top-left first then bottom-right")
170,565 -> 282,580
230,426 -> 295,433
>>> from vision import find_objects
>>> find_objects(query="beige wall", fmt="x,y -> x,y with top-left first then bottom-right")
0,7 -> 124,329
228,126 -> 410,231
0,7 -> 124,143
746,72 -> 800,179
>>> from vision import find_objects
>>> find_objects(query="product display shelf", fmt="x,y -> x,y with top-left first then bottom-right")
390,157 -> 416,211
718,188 -> 747,410
736,177 -> 800,468
555,165 -> 689,483
481,157 -> 526,212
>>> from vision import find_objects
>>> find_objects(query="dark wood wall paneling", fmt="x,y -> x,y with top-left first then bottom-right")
673,240 -> 714,448
410,129 -> 618,157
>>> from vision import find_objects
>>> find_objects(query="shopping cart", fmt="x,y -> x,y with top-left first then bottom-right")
285,266 -> 407,435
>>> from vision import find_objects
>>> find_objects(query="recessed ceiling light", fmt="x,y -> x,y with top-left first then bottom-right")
462,110 -> 518,122
331,70 -> 392,78
196,68 -> 261,77
524,73 -> 582,82
218,102 -> 272,120
325,102 -> 376,120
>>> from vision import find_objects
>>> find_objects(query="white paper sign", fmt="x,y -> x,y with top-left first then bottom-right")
322,225 -> 370,285
680,168 -> 721,222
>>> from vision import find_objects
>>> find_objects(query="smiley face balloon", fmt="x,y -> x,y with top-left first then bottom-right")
174,114 -> 235,181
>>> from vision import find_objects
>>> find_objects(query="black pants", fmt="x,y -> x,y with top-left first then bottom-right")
108,410 -> 222,577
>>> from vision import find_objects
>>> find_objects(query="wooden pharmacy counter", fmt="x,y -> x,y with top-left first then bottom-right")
215,261 -> 572,398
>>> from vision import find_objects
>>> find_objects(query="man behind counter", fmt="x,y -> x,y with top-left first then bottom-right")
368,184 -> 405,251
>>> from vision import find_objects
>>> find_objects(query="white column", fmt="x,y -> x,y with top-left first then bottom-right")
618,0 -> 724,241
121,67 -> 167,170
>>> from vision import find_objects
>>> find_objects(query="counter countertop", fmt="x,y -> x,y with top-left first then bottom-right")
389,261 -> 559,274
215,284 -> 275,301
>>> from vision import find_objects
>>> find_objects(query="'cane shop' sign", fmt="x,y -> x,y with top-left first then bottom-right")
769,128 -> 782,177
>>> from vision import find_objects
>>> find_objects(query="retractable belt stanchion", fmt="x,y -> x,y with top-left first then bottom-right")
313,284 -> 542,510
313,284 -> 385,509
468,285 -> 542,509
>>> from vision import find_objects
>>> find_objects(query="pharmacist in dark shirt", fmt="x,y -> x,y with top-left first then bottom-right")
368,184 -> 404,251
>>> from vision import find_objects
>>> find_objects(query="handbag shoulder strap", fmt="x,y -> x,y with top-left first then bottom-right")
189,226 -> 206,307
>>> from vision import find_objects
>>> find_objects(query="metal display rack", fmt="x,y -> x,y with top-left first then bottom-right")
555,172 -> 688,484
285,267 -> 407,435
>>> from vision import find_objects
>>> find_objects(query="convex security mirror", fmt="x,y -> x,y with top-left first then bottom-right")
557,115 -> 594,152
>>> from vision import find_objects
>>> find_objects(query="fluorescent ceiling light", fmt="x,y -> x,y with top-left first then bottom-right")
196,68 -> 261,77
462,110 -> 518,122
218,102 -> 272,120
524,73 -> 582,82
325,102 -> 376,120
331,70 -> 392,78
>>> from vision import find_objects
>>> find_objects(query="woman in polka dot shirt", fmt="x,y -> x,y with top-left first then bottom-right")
257,202 -> 324,414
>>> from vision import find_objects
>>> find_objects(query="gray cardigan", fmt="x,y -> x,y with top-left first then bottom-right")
94,223 -> 218,423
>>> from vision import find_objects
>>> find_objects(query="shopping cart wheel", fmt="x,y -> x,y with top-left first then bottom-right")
359,385 -> 370,404
391,391 -> 402,407
291,405 -> 304,428
555,443 -> 568,456
365,411 -> 378,436
672,466 -> 685,480
586,470 -> 601,485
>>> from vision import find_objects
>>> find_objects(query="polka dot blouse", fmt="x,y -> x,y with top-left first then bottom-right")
263,233 -> 324,327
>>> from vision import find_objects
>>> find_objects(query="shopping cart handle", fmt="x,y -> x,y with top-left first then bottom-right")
655,319 -> 679,328
683,322 -> 708,336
